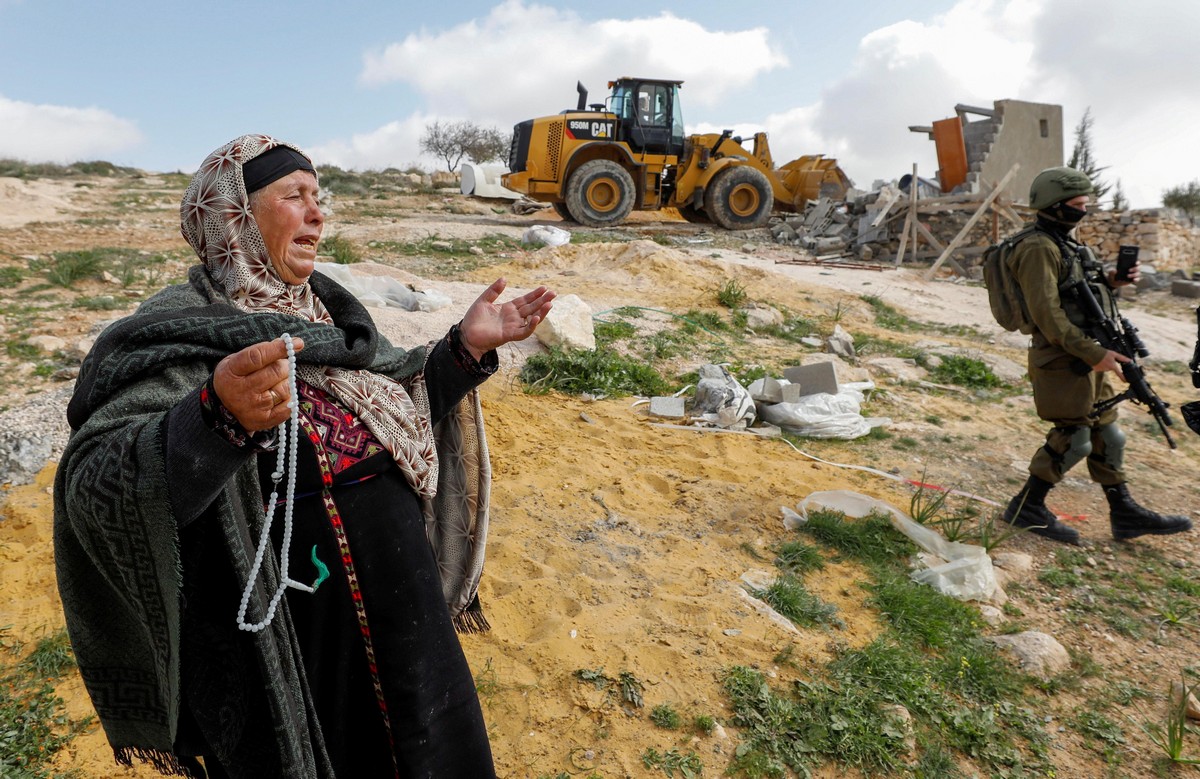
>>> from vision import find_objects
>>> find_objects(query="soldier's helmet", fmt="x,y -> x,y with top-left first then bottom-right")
1029,166 -> 1094,210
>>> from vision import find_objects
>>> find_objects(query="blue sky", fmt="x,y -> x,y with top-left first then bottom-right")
2,0 -> 1196,208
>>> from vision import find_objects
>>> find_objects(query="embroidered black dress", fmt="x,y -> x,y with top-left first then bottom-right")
171,329 -> 497,779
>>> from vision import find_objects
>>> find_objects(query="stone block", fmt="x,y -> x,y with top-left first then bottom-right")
648,396 -> 686,418
1171,279 -> 1200,299
782,362 -> 839,396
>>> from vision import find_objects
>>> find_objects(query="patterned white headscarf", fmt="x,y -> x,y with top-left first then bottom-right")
181,134 -> 438,497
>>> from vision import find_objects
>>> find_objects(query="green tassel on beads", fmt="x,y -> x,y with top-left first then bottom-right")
310,546 -> 330,591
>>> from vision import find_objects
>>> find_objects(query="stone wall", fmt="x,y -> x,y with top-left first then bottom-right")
1076,209 -> 1200,273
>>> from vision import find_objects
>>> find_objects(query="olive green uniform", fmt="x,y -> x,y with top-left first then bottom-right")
1010,229 -> 1125,486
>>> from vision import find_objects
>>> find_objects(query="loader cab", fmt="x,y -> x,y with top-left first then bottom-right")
607,78 -> 685,158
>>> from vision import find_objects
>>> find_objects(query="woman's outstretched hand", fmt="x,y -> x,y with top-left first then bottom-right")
460,278 -> 556,359
213,337 -> 305,432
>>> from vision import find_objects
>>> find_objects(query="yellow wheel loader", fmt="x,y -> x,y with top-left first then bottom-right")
501,77 -> 852,230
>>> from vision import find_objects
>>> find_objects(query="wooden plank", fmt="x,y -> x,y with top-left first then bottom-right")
914,220 -> 946,252
870,186 -> 902,227
902,160 -> 916,264
925,163 -> 1019,280
904,163 -> 919,265
894,212 -> 912,268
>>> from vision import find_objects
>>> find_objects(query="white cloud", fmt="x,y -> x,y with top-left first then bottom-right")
0,95 -> 142,163
307,115 -> 432,171
358,0 -> 785,125
1025,0 -> 1200,207
753,1 -> 1042,191
725,0 -> 1198,208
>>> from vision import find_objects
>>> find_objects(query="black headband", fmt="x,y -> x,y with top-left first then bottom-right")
243,145 -> 315,194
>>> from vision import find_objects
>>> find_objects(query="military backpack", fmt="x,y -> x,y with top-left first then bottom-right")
981,225 -> 1038,333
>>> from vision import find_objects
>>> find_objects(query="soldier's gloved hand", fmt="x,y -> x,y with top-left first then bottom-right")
1091,349 -> 1130,379
1107,265 -> 1139,287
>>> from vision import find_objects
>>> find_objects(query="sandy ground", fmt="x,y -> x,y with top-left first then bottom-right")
2,176 -> 1199,778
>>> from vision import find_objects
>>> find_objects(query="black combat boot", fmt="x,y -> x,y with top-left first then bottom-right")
1104,483 -> 1193,541
1001,475 -> 1081,545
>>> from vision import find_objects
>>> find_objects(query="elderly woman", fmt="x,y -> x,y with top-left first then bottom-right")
54,135 -> 554,779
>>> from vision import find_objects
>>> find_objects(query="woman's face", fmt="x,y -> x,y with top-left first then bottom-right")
250,169 -> 323,285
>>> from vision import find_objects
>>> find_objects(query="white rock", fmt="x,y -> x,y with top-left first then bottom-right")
535,294 -> 595,351
987,631 -> 1070,679
27,335 -> 66,353
991,552 -> 1034,579
864,357 -> 926,382
744,305 -> 784,330
825,324 -> 856,358
977,604 -> 1005,627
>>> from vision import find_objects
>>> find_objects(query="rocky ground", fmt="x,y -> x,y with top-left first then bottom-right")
1,171 -> 1199,779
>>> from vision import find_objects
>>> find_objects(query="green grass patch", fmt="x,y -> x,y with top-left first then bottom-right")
929,355 -> 1004,389
520,346 -> 671,397
752,574 -> 842,628
650,703 -> 682,729
798,509 -> 916,568
642,746 -> 703,777
716,278 -> 747,309
0,267 -> 25,288
864,573 -> 982,650
774,540 -> 825,575
0,628 -> 88,777
320,232 -> 362,264
725,506 -> 1056,775
861,294 -> 921,331
592,318 -> 637,344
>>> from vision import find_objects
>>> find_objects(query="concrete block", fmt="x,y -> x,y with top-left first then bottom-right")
782,362 -> 839,396
648,396 -> 686,418
749,377 -> 783,403
780,383 -> 806,403
1171,279 -> 1200,299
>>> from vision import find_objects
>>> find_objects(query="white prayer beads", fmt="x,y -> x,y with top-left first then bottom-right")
236,333 -> 312,633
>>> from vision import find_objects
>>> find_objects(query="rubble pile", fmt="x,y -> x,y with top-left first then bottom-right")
773,188 -> 1200,277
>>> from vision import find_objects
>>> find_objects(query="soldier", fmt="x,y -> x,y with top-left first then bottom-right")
1001,166 -> 1193,545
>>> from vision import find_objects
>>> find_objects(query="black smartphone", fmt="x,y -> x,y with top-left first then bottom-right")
1115,245 -> 1139,282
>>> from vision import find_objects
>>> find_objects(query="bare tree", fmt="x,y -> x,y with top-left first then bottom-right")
420,120 -> 510,172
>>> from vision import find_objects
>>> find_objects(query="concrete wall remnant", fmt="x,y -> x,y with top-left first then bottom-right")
911,100 -> 1063,202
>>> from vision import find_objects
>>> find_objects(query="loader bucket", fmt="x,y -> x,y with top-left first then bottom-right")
777,155 -> 852,210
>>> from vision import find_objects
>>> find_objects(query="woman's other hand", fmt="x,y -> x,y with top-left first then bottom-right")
460,278 -> 556,359
213,337 -> 306,432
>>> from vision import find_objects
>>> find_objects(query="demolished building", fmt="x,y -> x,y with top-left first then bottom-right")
909,99 -> 1063,204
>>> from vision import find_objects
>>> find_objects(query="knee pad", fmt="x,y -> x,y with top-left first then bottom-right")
1094,422 -> 1127,472
1056,425 -> 1093,472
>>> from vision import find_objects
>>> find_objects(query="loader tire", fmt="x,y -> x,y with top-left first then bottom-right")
565,160 -> 635,227
705,166 -> 773,230
676,203 -> 710,224
552,202 -> 575,222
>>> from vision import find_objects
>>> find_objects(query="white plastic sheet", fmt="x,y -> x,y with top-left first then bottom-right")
756,381 -> 888,440
792,489 -> 998,602
522,224 -> 571,247
315,263 -> 451,312
693,364 -> 755,429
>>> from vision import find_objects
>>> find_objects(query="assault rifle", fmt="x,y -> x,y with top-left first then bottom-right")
1066,277 -> 1176,448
